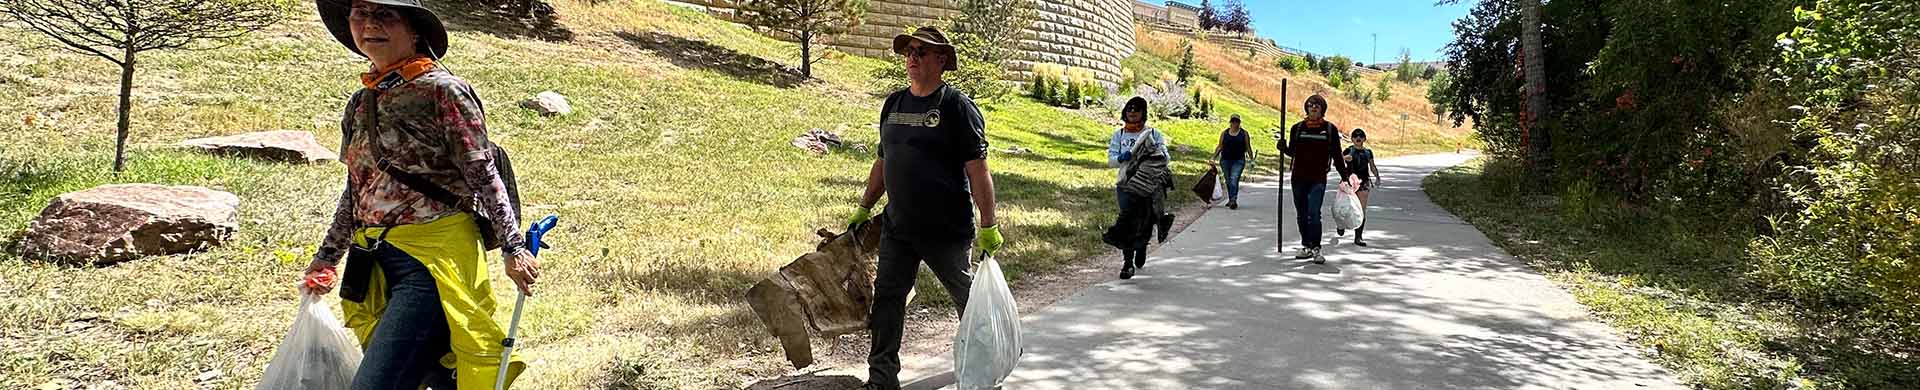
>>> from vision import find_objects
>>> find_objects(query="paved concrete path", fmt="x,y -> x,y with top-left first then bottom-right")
900,153 -> 1684,390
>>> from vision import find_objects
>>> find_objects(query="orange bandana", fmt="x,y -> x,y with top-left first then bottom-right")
360,56 -> 437,89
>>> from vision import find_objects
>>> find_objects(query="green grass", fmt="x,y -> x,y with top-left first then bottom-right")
1423,158 -> 1920,390
0,0 -> 1355,387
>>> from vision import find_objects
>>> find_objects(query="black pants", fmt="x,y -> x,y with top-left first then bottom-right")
867,234 -> 974,389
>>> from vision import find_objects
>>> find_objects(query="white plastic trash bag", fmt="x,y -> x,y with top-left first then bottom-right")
258,291 -> 363,390
1331,176 -> 1365,231
953,255 -> 1022,390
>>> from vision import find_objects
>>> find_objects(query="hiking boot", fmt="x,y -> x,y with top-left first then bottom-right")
1294,248 -> 1313,259
1311,247 -> 1326,264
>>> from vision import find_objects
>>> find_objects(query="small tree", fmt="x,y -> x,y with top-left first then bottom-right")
1426,71 -> 1452,123
740,0 -> 868,78
1176,42 -> 1196,85
1375,75 -> 1393,101
1197,0 -> 1217,31
3,0 -> 287,172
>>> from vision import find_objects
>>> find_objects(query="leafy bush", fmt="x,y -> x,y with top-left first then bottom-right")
1277,55 -> 1307,73
1345,81 -> 1373,107
1327,71 -> 1345,89
1138,79 -> 1190,119
1752,0 -> 1920,338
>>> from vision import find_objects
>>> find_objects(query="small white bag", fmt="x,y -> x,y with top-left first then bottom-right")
257,292 -> 364,390
1331,177 -> 1365,231
953,255 -> 1023,390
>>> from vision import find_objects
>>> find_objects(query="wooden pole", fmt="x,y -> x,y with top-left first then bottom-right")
1278,79 -> 1288,253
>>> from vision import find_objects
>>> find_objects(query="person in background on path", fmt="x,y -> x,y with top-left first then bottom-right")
1278,94 -> 1353,264
1209,114 -> 1256,209
844,26 -> 1005,390
303,0 -> 538,387
1105,97 -> 1172,279
1337,128 -> 1382,246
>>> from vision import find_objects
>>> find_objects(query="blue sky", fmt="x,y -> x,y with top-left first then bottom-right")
1222,0 -> 1474,64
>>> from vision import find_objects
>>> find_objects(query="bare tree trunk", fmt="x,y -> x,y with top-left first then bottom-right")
113,49 -> 135,173
800,31 -> 813,78
1520,0 -> 1550,187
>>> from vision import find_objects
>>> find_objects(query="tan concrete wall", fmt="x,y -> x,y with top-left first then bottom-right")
669,0 -> 1137,86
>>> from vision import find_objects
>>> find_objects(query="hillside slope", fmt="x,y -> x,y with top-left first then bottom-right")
1133,29 -> 1474,155
0,1 -> 1292,388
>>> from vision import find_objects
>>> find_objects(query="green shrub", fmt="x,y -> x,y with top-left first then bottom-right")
1752,0 -> 1920,338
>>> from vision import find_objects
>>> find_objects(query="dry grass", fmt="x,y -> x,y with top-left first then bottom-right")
0,1 -> 1276,388
1133,29 -> 1473,152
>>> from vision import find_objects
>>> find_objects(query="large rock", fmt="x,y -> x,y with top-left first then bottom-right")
20,184 -> 241,264
519,91 -> 572,116
180,131 -> 338,163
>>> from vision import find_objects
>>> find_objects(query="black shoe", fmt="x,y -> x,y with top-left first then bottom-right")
1156,213 -> 1175,243
1120,266 -> 1135,279
1337,229 -> 1347,236
1227,201 -> 1238,209
1355,240 -> 1368,247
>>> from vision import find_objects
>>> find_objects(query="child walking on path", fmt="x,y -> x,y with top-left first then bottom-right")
1337,128 -> 1382,246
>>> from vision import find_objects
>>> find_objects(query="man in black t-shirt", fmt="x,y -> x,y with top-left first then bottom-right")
845,26 -> 1005,390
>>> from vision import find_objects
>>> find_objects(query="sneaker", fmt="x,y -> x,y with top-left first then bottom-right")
1355,240 -> 1368,247
1227,201 -> 1238,210
1337,229 -> 1347,236
1120,265 -> 1135,279
1294,248 -> 1313,259
1311,247 -> 1326,264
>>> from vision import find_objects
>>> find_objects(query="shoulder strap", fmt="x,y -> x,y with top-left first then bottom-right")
363,88 -> 471,213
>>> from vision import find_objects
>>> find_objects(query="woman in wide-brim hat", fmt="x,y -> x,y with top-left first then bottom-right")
302,0 -> 537,388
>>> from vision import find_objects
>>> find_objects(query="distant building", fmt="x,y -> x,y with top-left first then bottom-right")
1134,1 -> 1201,30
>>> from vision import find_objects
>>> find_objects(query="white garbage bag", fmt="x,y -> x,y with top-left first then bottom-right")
1331,177 -> 1364,231
953,255 -> 1022,390
258,291 -> 363,390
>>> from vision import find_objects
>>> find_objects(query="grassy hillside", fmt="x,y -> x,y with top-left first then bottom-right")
1132,29 -> 1475,156
0,1 -> 1291,388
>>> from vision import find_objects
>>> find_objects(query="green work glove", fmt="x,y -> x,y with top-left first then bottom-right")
976,225 -> 1005,256
848,206 -> 873,229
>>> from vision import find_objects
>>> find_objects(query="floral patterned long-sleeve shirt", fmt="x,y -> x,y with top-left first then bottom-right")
313,65 -> 527,265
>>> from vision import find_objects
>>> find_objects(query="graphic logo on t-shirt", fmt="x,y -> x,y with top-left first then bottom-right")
923,109 -> 942,128
885,109 -> 943,128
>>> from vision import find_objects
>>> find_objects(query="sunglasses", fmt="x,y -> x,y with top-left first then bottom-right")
349,6 -> 405,24
904,45 -> 944,59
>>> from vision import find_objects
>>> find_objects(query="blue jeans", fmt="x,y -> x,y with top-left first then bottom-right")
1291,181 -> 1327,249
1220,160 -> 1246,201
352,243 -> 457,389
